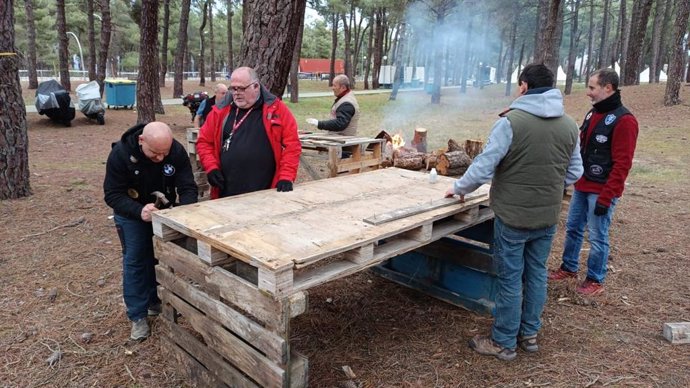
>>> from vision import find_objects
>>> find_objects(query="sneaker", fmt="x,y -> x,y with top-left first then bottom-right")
468,335 -> 516,361
548,268 -> 577,281
148,303 -> 162,316
576,279 -> 604,296
130,318 -> 150,341
518,334 -> 538,353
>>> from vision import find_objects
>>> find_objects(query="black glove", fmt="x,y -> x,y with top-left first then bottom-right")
593,203 -> 609,216
207,169 -> 225,188
276,180 -> 293,192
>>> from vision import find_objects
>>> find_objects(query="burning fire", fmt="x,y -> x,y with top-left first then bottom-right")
391,133 -> 405,149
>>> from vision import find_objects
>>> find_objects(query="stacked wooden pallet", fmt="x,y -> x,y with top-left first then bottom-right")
152,168 -> 491,387
185,128 -> 210,201
299,133 -> 385,177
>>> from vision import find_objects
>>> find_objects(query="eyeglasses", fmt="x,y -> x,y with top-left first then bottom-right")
230,82 -> 257,93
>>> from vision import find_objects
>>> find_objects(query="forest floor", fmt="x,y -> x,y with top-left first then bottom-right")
2,80 -> 689,387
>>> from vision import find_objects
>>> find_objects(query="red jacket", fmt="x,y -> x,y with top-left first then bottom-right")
196,87 -> 301,199
575,110 -> 638,207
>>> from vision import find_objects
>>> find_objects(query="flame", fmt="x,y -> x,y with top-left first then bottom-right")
391,133 -> 405,149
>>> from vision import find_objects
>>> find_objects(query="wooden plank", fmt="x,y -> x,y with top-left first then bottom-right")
206,266 -> 292,333
157,268 -> 288,363
160,314 -> 261,388
162,288 -> 286,388
344,243 -> 374,264
363,198 -> 463,225
152,221 -> 185,241
289,350 -> 309,388
160,336 -> 230,388
197,240 -> 233,266
154,237 -> 213,290
663,322 -> 690,344
258,268 -> 294,296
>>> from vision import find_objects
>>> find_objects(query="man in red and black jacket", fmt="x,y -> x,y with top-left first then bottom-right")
195,67 -> 301,199
549,68 -> 639,296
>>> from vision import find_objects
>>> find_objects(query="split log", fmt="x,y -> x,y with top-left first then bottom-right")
436,150 -> 472,176
424,154 -> 438,170
394,154 -> 424,170
448,138 -> 463,152
464,139 -> 484,159
411,128 -> 428,153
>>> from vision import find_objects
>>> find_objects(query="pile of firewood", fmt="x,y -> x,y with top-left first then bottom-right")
376,130 -> 484,177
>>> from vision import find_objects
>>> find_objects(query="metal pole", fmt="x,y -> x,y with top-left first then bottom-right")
66,31 -> 85,80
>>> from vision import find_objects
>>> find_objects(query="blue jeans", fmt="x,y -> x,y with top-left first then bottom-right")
561,190 -> 618,283
114,214 -> 160,322
491,217 -> 556,349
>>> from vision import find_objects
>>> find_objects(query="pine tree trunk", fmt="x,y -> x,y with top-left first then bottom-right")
136,0 -> 161,123
289,5 -> 305,103
329,13 -> 338,85
199,0 -> 208,87
663,0 -> 690,106
87,0 -> 97,81
56,0 -> 71,91
623,0 -> 654,86
619,0 -> 629,79
656,0 -> 674,81
0,0 -> 32,199
173,0 -> 191,97
23,0 -> 38,89
364,15 -> 373,90
535,0 -> 564,79
227,0 -> 234,72
239,0 -> 306,96
372,8 -> 384,90
565,0 -> 581,95
159,0 -> 170,86
505,4 -> 518,97
597,0 -> 611,69
390,22 -> 406,101
97,0 -> 111,96
584,0 -> 595,81
649,0 -> 666,83
431,13 -> 444,104
209,0 -> 216,82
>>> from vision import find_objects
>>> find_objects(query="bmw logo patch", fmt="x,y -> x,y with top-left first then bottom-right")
604,114 -> 616,125
595,134 -> 608,143
585,112 -> 593,120
163,164 -> 176,176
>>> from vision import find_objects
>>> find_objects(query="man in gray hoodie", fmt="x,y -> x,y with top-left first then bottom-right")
445,63 -> 583,361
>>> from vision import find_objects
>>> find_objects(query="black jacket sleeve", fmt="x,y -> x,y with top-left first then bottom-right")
317,102 -> 355,132
103,145 -> 145,220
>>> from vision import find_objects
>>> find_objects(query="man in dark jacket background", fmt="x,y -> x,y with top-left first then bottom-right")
103,121 -> 197,341
305,74 -> 359,136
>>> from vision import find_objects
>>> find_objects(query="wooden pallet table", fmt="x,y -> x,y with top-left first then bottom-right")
184,128 -> 210,200
151,167 -> 491,387
299,133 -> 385,178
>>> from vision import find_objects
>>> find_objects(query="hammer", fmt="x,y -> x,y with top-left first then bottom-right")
151,191 -> 170,209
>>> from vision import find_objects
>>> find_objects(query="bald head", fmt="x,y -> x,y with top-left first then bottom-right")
230,67 -> 261,109
139,122 -> 173,162
333,74 -> 350,89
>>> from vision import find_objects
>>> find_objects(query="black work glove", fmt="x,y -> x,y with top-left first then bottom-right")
593,202 -> 609,216
207,169 -> 225,188
276,180 -> 293,192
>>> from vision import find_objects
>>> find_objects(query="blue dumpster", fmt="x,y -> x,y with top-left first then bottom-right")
425,83 -> 434,94
105,79 -> 136,109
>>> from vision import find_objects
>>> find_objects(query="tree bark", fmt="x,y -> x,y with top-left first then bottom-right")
622,0 -> 653,85
505,2 -> 520,96
209,1 -> 216,82
329,13 -> 338,85
535,0 -> 564,79
136,0 -> 161,123
239,0 -> 306,96
173,0 -> 191,98
364,14 -> 373,90
648,0 -> 665,83
663,0 -> 690,106
0,0 -> 32,199
565,0 -> 581,95
86,0 -> 97,81
56,0 -> 71,91
390,22 -> 407,101
372,8 -> 384,89
460,18 -> 473,94
227,0 -> 234,72
619,0 -> 630,79
23,0 -> 38,89
289,4 -> 306,103
656,0 -> 674,81
436,150 -> 472,176
463,139 -> 484,159
394,154 -> 424,170
199,0 -> 209,87
97,0 -> 111,96
597,0 -> 611,69
159,0 -> 170,86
